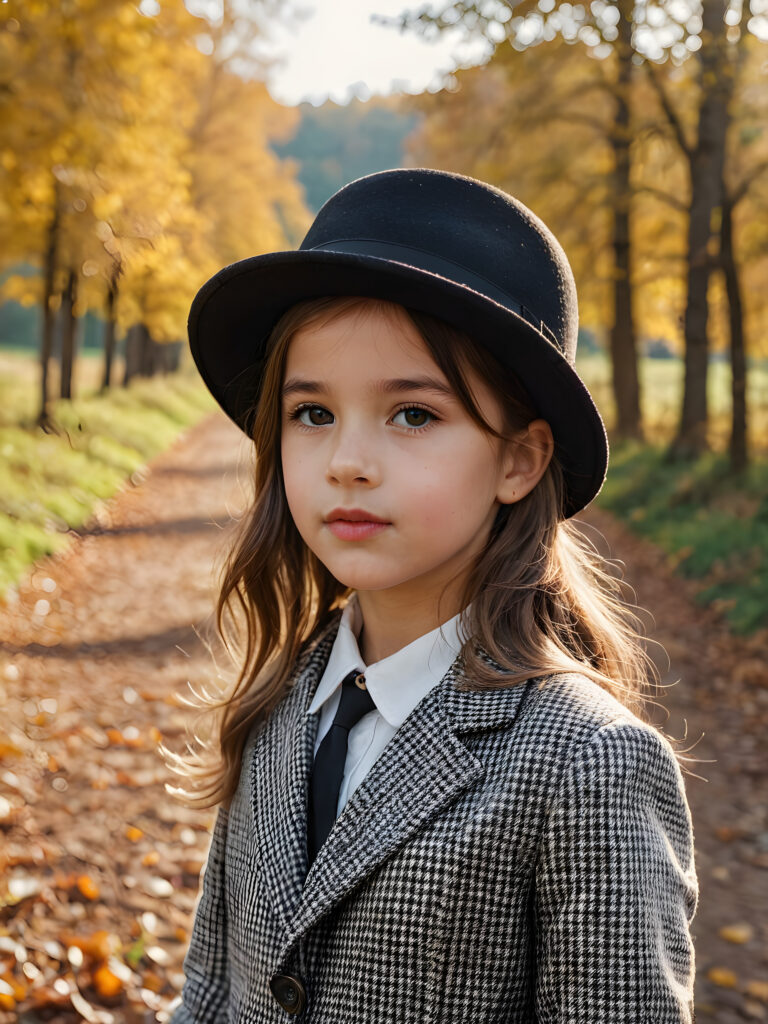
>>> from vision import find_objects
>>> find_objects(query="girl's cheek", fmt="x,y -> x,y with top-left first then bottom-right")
410,481 -> 452,528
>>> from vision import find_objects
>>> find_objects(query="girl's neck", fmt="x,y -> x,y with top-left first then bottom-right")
355,588 -> 465,664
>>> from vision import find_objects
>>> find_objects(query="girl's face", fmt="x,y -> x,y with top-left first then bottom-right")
280,301 -> 521,610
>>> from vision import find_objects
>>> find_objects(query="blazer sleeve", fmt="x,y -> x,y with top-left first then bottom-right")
533,719 -> 699,1023
170,804 -> 231,1023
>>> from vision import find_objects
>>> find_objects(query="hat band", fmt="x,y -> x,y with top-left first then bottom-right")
305,237 -> 559,349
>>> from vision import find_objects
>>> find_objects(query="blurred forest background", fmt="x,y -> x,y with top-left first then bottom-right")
0,1 -> 767,1020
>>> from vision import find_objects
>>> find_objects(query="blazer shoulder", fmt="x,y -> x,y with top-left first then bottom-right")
521,670 -> 666,773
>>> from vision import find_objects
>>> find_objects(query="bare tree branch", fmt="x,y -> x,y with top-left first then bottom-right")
729,158 -> 768,209
633,184 -> 689,213
644,61 -> 693,161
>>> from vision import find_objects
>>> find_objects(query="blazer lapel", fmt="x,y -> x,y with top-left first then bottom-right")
248,615 -> 340,939
248,617 -> 539,964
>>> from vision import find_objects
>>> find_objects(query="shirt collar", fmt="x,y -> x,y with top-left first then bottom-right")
306,594 -> 469,728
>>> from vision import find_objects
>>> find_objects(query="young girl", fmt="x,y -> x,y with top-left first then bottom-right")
167,168 -> 698,1023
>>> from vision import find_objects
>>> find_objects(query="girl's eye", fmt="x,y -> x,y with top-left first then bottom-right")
392,406 -> 436,429
292,405 -> 333,426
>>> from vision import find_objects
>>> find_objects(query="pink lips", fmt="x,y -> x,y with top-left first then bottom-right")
324,508 -> 390,541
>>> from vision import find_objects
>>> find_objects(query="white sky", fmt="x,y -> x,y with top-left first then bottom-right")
259,0 -> 492,106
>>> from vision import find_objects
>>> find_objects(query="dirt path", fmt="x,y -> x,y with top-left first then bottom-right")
0,410 -> 766,1023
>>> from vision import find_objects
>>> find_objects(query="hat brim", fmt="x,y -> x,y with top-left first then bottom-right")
188,249 -> 608,518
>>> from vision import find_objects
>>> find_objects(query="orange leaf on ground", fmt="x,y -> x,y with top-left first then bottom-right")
61,929 -> 119,961
0,971 -> 26,1001
76,875 -> 100,900
708,966 -> 738,988
720,923 -> 754,944
93,962 -> 123,997
0,737 -> 23,758
142,969 -> 164,993
746,980 -> 768,1002
125,826 -> 143,842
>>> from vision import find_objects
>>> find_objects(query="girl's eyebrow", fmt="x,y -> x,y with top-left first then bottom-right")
280,374 -> 321,393
281,376 -> 454,399
380,377 -> 454,397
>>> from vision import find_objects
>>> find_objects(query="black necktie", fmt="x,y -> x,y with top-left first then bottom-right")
307,669 -> 376,869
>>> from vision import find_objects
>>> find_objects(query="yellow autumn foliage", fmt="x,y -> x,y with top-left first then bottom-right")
0,0 -> 309,347
404,31 -> 768,357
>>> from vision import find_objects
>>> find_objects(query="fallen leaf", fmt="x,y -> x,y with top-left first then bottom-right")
61,930 -> 118,961
142,877 -> 174,898
720,923 -> 754,944
93,962 -> 122,998
145,945 -> 170,965
71,985 -> 107,1022
142,969 -> 165,992
77,875 -> 100,900
715,826 -> 745,842
181,858 -> 204,875
747,980 -> 768,1002
0,735 -> 24,758
708,966 -> 738,988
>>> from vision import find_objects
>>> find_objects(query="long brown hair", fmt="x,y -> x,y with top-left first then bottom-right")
163,296 -> 667,809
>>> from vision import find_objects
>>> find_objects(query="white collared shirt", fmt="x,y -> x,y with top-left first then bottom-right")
305,594 -> 469,818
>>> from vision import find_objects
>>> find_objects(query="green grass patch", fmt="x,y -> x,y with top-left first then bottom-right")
594,440 -> 768,634
0,365 -> 217,597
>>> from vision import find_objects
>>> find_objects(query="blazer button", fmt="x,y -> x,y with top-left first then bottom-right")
269,973 -> 306,1015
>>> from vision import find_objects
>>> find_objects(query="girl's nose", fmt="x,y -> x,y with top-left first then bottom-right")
325,429 -> 381,487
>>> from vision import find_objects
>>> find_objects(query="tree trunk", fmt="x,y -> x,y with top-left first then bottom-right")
59,268 -> 78,400
138,324 -> 154,377
721,195 -> 748,472
38,181 -> 61,430
608,0 -> 643,441
123,323 -> 142,385
669,0 -> 730,458
162,340 -> 183,373
101,265 -> 120,392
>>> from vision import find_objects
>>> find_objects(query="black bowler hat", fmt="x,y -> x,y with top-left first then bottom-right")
188,167 -> 609,518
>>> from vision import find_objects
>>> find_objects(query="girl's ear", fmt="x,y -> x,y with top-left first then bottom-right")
496,419 -> 555,504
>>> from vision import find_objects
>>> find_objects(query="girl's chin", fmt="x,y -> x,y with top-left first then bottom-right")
326,572 -> 411,592
315,558 -> 416,594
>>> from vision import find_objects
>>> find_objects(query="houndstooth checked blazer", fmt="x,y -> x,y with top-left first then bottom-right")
172,611 -> 698,1023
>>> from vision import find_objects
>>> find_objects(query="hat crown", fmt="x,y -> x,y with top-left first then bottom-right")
300,168 -> 578,363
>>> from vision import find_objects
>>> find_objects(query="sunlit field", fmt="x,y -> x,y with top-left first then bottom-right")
576,353 -> 768,456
